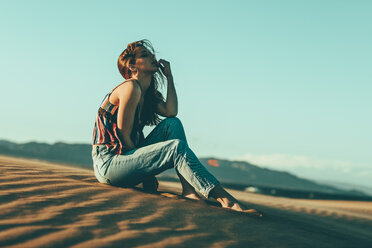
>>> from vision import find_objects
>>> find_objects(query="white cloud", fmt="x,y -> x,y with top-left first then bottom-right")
235,153 -> 353,170
356,170 -> 370,177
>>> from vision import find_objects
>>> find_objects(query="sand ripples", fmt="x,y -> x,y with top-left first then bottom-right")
0,157 -> 265,248
1,156 -> 371,248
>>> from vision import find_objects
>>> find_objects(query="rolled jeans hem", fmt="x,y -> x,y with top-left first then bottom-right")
201,183 -> 220,199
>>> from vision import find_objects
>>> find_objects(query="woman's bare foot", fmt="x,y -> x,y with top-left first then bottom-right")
226,202 -> 262,217
210,185 -> 262,217
178,172 -> 201,200
182,190 -> 201,200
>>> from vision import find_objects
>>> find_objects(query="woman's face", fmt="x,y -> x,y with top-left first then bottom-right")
134,47 -> 158,73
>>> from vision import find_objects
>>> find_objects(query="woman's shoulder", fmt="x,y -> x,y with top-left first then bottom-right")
110,80 -> 141,104
114,79 -> 141,94
110,79 -> 140,94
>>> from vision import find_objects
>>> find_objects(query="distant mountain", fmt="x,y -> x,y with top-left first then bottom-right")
159,158 -> 367,197
0,139 -> 368,198
199,158 -> 348,194
0,140 -> 92,168
315,180 -> 372,197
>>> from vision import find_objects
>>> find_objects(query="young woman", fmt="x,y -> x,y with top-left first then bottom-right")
92,39 -> 261,215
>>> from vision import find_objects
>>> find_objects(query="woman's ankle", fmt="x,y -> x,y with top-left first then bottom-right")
210,185 -> 233,200
216,197 -> 237,208
210,185 -> 241,207
177,172 -> 197,195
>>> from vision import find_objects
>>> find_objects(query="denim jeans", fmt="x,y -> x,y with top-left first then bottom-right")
92,117 -> 220,198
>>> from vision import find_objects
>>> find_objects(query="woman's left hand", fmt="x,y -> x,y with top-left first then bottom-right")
159,59 -> 172,78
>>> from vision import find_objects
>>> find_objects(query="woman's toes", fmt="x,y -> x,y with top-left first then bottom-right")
243,209 -> 263,217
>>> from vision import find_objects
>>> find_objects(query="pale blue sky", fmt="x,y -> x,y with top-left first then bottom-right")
1,1 -> 371,186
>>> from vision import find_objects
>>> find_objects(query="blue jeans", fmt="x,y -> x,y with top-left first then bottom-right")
92,117 -> 220,198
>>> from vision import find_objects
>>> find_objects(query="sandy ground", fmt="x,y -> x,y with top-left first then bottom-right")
0,155 -> 371,248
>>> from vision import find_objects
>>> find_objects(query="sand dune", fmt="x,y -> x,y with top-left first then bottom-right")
0,155 -> 371,248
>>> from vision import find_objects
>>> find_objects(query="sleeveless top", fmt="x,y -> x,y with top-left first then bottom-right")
92,81 -> 145,154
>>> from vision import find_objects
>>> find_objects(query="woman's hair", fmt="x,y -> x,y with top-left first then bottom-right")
117,39 -> 164,126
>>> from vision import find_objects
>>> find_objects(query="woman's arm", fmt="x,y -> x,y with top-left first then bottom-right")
156,59 -> 178,117
116,81 -> 141,151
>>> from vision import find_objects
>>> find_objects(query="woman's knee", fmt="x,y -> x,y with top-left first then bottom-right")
161,117 -> 183,128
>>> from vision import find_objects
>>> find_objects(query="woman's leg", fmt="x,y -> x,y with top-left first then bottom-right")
140,117 -> 200,198
176,171 -> 200,200
209,185 -> 261,215
140,117 -> 187,146
101,138 -> 219,199
144,118 -> 262,215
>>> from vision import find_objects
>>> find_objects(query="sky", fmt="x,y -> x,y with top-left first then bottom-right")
1,0 -> 371,187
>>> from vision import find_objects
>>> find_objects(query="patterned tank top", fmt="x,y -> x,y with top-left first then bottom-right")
92,82 -> 144,154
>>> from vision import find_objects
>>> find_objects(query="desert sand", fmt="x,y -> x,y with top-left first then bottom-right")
0,155 -> 371,248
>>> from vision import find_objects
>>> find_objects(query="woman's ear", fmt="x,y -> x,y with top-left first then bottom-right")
128,64 -> 137,73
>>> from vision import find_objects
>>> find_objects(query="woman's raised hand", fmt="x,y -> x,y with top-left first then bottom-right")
159,59 -> 172,78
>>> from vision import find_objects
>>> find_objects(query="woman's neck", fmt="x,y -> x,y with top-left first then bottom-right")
132,73 -> 152,94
